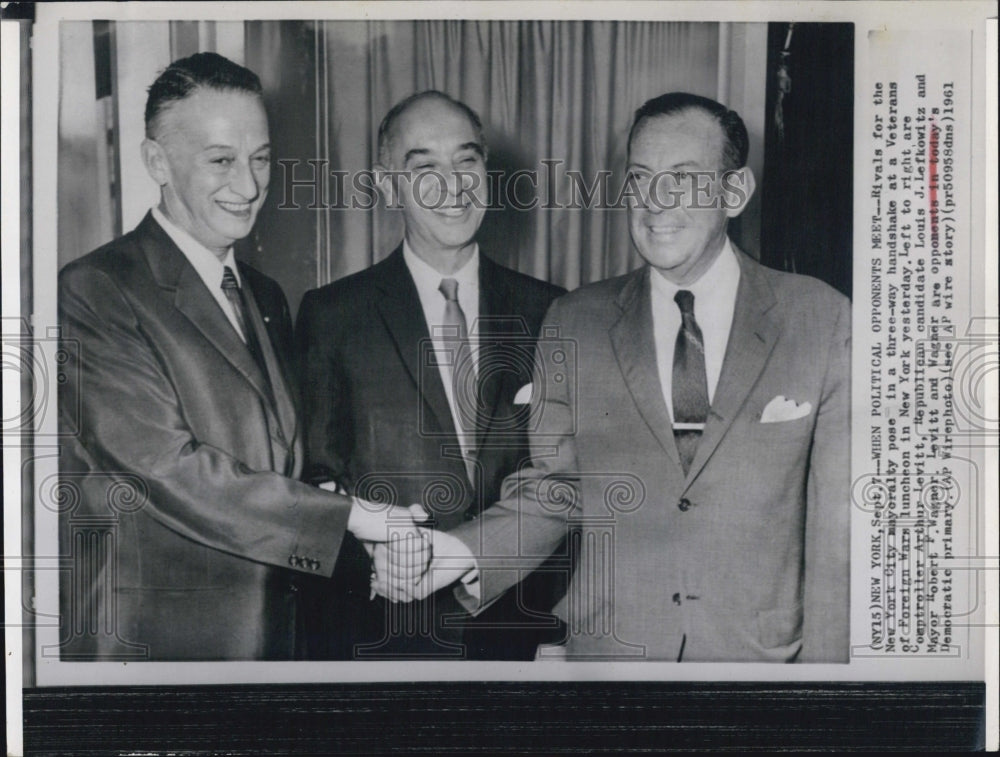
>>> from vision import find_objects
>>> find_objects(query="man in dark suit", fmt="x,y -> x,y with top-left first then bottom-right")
295,91 -> 567,659
58,53 -> 421,661
406,92 -> 851,663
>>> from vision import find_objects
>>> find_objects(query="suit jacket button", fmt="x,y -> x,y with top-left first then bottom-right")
672,592 -> 682,605
288,555 -> 297,567
678,498 -> 691,512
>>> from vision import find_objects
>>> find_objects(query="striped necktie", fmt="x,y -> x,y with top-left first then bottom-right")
221,266 -> 273,402
672,289 -> 709,474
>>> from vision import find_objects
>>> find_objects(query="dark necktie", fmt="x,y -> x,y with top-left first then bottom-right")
438,277 -> 476,479
672,289 -> 710,474
221,266 -> 273,400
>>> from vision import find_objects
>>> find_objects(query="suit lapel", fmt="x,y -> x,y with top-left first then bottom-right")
239,271 -> 298,455
373,248 -> 458,437
684,251 -> 780,485
138,213 -> 276,409
609,267 -> 683,469
474,256 -> 511,450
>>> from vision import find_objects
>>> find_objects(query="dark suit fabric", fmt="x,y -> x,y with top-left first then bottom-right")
58,213 -> 352,661
452,250 -> 851,663
295,248 -> 566,659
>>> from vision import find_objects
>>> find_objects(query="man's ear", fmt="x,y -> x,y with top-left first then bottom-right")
141,138 -> 170,187
722,166 -> 756,218
374,163 -> 400,209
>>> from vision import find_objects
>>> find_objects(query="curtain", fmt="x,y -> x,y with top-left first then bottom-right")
243,20 -> 721,314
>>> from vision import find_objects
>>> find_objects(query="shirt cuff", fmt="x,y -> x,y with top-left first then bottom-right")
317,480 -> 349,496
431,528 -> 481,611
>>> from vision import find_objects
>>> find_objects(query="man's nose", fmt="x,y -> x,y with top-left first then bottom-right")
444,171 -> 465,197
448,168 -> 482,199
229,159 -> 260,200
641,177 -> 684,214
640,188 -> 665,214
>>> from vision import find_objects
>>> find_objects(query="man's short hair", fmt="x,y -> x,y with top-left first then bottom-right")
628,92 -> 749,171
145,52 -> 263,139
376,90 -> 486,167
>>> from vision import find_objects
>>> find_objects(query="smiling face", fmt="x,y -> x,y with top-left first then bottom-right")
142,88 -> 271,257
378,97 -> 487,264
626,108 -> 753,285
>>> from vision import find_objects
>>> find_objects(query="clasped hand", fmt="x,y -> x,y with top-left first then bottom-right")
336,486 -> 474,603
366,525 -> 477,602
362,505 -> 473,603
364,512 -> 434,603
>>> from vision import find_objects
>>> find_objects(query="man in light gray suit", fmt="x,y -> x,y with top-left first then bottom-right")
393,91 -> 850,663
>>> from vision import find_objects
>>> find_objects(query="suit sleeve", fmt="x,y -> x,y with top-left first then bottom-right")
449,297 -> 578,609
802,295 -> 851,662
295,289 -> 353,488
59,263 -> 352,577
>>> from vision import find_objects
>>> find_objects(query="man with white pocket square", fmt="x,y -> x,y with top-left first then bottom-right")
295,91 -> 567,659
409,91 -> 851,662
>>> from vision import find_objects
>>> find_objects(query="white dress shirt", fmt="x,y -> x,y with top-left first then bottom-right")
151,206 -> 247,342
649,238 -> 741,422
401,240 -> 480,450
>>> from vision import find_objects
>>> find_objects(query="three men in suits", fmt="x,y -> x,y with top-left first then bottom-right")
295,91 -> 567,659
58,53 -> 421,661
409,92 -> 851,662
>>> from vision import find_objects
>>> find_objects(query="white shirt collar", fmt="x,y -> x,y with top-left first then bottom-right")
648,236 -> 740,304
151,206 -> 248,341
401,239 -> 479,294
151,206 -> 241,287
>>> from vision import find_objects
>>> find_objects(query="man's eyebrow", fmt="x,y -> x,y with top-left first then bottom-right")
457,142 -> 484,157
201,143 -> 272,153
403,143 -> 484,165
403,148 -> 431,164
627,160 -> 705,172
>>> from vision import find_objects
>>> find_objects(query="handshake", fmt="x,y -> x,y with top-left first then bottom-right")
331,483 -> 478,603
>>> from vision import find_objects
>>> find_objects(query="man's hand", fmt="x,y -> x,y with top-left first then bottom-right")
370,527 -> 478,603
368,530 -> 432,602
342,498 -> 434,601
336,488 -> 427,543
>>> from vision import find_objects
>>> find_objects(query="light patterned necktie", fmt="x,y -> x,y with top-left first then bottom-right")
672,289 -> 710,474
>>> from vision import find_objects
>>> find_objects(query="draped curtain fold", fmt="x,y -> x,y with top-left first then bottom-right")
245,20 -> 721,312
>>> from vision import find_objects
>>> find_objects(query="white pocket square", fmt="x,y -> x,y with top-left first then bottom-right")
760,395 -> 812,423
513,382 -> 533,405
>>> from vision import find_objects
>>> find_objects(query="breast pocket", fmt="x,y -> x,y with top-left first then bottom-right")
752,413 -> 815,444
